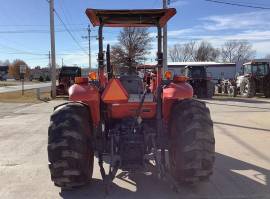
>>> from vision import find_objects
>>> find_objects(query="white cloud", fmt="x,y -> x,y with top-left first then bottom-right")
202,11 -> 270,31
165,11 -> 270,58
168,29 -> 193,36
169,0 -> 188,7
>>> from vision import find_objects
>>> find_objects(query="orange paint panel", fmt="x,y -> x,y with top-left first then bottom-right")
102,79 -> 128,103
162,82 -> 193,122
69,84 -> 100,127
109,102 -> 157,119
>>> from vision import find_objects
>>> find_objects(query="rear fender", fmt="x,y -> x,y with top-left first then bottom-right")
162,82 -> 193,121
69,84 -> 100,127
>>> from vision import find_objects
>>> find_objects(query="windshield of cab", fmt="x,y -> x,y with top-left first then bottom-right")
186,67 -> 206,78
248,63 -> 269,75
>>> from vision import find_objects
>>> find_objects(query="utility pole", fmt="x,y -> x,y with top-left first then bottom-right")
163,0 -> 168,76
49,0 -> 56,99
48,51 -> 51,79
48,51 -> 51,67
82,25 -> 91,70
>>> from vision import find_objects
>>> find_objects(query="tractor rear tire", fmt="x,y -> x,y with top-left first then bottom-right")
240,78 -> 256,98
206,81 -> 214,98
169,99 -> 215,184
263,78 -> 270,98
48,102 -> 94,189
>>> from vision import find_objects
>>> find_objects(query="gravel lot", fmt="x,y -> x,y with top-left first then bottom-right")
0,97 -> 269,199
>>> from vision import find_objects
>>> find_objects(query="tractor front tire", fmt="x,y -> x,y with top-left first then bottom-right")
240,78 -> 256,98
229,85 -> 237,97
169,99 -> 215,184
48,103 -> 94,189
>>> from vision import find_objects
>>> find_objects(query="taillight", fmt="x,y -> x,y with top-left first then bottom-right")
173,75 -> 189,82
75,77 -> 88,84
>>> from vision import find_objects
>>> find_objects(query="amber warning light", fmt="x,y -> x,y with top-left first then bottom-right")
89,72 -> 97,80
164,71 -> 172,80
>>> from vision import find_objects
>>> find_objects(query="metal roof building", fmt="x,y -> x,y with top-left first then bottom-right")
166,62 -> 236,81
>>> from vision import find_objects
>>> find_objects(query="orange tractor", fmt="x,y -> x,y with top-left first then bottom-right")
48,8 -> 215,190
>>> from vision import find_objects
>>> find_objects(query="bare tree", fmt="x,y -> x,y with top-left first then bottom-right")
169,41 -> 219,62
169,44 -> 182,62
9,59 -> 30,80
111,27 -> 152,73
221,40 -> 255,62
195,41 -> 220,62
168,41 -> 197,62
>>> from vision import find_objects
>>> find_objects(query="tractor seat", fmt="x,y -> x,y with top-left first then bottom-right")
119,75 -> 144,94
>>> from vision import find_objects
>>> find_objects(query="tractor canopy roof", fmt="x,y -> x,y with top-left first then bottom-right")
85,8 -> 176,27
243,59 -> 270,65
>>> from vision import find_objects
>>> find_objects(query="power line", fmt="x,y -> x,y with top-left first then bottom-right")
0,42 -> 47,56
0,24 -> 87,27
59,0 -> 83,42
45,0 -> 88,55
0,29 -> 86,34
54,10 -> 88,55
205,0 -> 270,10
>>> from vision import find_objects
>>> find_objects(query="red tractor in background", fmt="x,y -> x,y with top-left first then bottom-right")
56,66 -> 81,96
48,8 -> 215,191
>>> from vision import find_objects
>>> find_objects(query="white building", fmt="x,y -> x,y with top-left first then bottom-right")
167,62 -> 236,81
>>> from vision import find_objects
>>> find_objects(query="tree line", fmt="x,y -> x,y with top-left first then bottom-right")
110,28 -> 270,67
0,59 -> 30,79
168,40 -> 257,63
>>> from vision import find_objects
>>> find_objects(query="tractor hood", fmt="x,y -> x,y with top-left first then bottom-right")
85,8 -> 176,27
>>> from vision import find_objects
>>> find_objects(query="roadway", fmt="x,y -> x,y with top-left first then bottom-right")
0,82 -> 51,93
0,97 -> 269,199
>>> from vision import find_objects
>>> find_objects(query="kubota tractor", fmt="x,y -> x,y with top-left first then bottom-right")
48,8 -> 215,191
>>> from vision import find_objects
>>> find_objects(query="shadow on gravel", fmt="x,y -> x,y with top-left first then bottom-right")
211,97 -> 270,104
60,153 -> 270,199
205,101 -> 270,110
215,121 -> 270,133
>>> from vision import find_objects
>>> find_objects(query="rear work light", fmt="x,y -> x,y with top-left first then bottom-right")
75,77 -> 88,84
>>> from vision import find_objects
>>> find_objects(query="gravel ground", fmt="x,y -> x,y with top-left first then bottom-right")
0,97 -> 269,199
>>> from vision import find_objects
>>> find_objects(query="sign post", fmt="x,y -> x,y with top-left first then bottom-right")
20,65 -> 27,95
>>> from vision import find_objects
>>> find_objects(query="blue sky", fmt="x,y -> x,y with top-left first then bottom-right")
0,0 -> 270,68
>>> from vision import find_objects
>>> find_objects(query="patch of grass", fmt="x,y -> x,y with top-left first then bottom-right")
0,82 -> 16,87
0,89 -> 51,103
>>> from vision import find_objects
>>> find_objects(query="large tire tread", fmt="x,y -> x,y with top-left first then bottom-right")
240,78 -> 256,98
48,103 -> 94,189
169,99 -> 215,184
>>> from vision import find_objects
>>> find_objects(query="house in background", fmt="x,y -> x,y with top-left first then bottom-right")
30,66 -> 52,80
